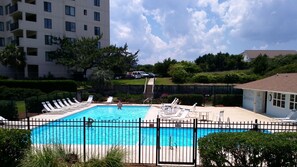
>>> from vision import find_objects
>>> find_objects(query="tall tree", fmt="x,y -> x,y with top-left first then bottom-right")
153,58 -> 177,77
50,36 -> 102,78
0,44 -> 26,78
50,37 -> 138,79
100,44 -> 138,75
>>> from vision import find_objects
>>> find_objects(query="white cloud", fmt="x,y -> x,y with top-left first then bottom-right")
110,0 -> 297,64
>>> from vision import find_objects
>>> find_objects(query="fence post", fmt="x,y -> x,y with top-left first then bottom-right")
156,118 -> 160,166
193,119 -> 198,167
138,118 -> 141,164
83,117 -> 86,162
27,117 -> 30,130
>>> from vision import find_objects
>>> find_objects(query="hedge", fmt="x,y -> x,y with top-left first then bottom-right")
199,131 -> 297,167
213,94 -> 242,106
192,73 -> 259,84
0,100 -> 18,120
0,80 -> 77,93
25,92 -> 77,113
166,94 -> 204,106
0,86 -> 45,100
0,129 -> 31,166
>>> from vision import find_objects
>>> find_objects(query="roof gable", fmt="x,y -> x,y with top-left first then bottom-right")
242,50 -> 297,59
235,73 -> 297,93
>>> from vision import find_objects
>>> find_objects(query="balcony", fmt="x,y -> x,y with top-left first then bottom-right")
9,4 -> 18,14
10,22 -> 19,31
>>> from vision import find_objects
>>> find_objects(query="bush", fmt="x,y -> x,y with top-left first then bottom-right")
25,92 -> 76,113
0,100 -> 18,120
0,86 -> 45,100
0,80 -> 77,93
85,147 -> 126,167
213,94 -> 242,106
0,129 -> 31,166
19,145 -> 79,167
199,132 -> 297,167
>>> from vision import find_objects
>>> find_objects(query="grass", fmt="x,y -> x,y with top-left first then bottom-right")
112,79 -> 147,85
154,77 -> 175,85
16,101 -> 26,113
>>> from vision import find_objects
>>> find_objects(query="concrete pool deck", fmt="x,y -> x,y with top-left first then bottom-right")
31,103 -> 279,123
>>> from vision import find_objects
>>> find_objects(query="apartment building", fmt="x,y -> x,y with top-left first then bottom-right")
0,0 -> 110,78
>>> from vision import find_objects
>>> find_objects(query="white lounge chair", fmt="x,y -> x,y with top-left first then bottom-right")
275,112 -> 296,120
0,116 -> 7,125
82,95 -> 93,106
46,101 -> 60,110
41,102 -> 62,113
166,109 -> 190,120
52,100 -> 63,109
67,98 -> 82,107
106,96 -> 113,103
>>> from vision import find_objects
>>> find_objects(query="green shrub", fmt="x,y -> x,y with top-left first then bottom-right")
84,147 -> 126,167
25,92 -> 76,113
0,100 -> 18,120
0,80 -> 77,93
213,94 -> 242,106
19,145 -> 79,167
199,132 -> 297,167
167,94 -> 204,106
115,93 -> 144,103
192,74 -> 212,83
0,86 -> 45,100
0,129 -> 31,166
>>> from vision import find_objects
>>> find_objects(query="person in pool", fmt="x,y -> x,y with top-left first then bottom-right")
85,117 -> 94,127
117,100 -> 122,110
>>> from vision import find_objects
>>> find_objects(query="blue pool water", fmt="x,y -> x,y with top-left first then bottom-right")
31,105 -> 252,146
62,105 -> 150,120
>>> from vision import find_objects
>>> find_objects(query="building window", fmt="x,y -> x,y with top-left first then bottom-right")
44,18 -> 52,29
289,94 -> 297,110
0,22 -> 4,31
94,0 -> 100,6
6,21 -> 11,31
94,26 -> 100,35
65,5 -> 75,16
94,12 -> 100,21
45,35 -> 52,45
45,51 -> 53,62
0,38 -> 5,46
84,25 -> 87,30
273,93 -> 285,108
44,2 -> 51,12
5,4 -> 10,15
84,9 -> 87,15
65,21 -> 76,32
0,6 -> 3,15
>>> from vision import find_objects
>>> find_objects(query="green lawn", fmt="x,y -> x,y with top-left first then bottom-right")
112,78 -> 147,85
16,101 -> 26,113
155,77 -> 175,85
112,77 -> 175,85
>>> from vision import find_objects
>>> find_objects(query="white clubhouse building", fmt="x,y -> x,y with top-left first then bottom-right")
235,73 -> 297,118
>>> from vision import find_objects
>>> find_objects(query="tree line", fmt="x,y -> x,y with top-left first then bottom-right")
1,36 -> 297,84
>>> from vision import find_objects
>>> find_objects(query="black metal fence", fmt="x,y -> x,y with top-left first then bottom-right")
1,118 -> 297,166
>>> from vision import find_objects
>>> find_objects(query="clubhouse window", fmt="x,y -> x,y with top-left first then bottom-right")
273,93 -> 285,108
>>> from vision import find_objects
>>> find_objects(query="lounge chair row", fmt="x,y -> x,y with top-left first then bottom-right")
42,95 -> 93,113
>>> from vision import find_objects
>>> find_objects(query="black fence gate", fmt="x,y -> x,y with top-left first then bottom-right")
156,118 -> 197,166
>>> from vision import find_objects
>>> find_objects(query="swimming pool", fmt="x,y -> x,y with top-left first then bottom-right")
31,105 -> 255,146
62,105 -> 150,120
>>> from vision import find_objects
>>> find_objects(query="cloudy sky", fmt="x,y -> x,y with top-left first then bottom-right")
110,0 -> 297,64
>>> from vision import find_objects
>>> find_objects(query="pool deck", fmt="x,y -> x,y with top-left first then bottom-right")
31,102 -> 279,123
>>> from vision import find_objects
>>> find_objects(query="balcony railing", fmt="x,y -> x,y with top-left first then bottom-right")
9,4 -> 18,14
10,22 -> 19,31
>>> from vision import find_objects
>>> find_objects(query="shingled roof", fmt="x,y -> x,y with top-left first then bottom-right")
241,50 -> 297,59
235,73 -> 297,93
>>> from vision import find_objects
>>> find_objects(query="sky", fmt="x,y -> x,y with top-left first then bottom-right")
110,0 -> 297,65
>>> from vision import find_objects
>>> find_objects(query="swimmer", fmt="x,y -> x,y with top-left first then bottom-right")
85,117 -> 94,126
117,100 -> 122,110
